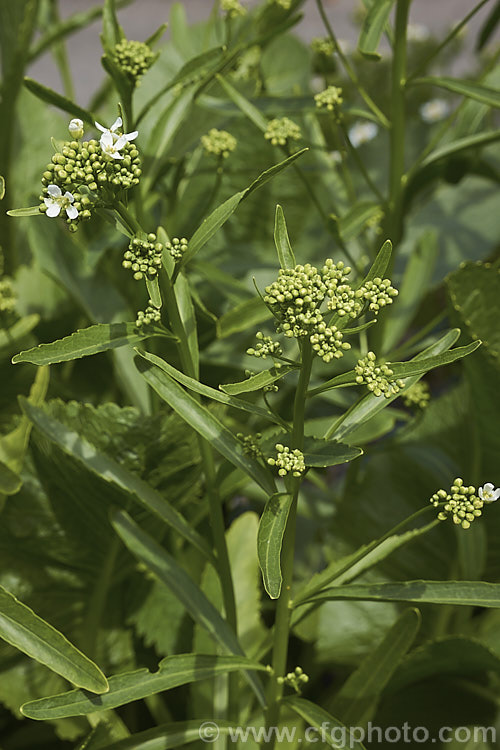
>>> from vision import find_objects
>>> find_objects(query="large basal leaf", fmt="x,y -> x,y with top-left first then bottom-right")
285,696 -> 366,750
274,204 -> 296,269
21,654 -> 265,720
331,608 -> 420,726
299,580 -> 500,608
0,584 -> 108,694
20,400 -> 212,561
111,510 -> 266,707
135,355 -> 276,495
12,323 -> 168,366
358,0 -> 395,60
257,493 -> 293,599
411,76 -> 500,109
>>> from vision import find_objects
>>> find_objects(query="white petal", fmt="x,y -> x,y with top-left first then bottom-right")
47,184 -> 62,197
113,135 -> 128,151
124,130 -> 138,142
44,198 -> 53,208
66,205 -> 79,220
46,203 -> 61,217
63,191 -> 75,203
111,151 -> 124,160
95,120 -> 107,133
110,116 -> 122,132
484,483 -> 494,493
100,131 -> 114,149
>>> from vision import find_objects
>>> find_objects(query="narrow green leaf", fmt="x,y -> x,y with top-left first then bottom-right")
81,720 -> 238,750
135,356 -> 277,495
243,149 -> 307,199
389,340 -> 482,378
7,206 -> 41,217
302,436 -> 363,467
418,130 -> 500,170
412,76 -> 500,109
0,460 -> 22,495
175,272 -> 199,377
217,296 -> 272,338
274,204 -> 296,269
258,493 -> 293,599
301,580 -> 500,608
20,400 -> 213,561
111,511 -> 267,707
144,22 -> 168,48
339,201 -> 381,241
0,175 -> 5,200
0,584 -> 108,694
331,609 -> 420,725
21,654 -> 265,720
477,0 -> 500,51
217,74 -> 269,132
362,239 -> 392,284
147,86 -> 195,176
12,323 -> 165,366
101,0 -> 122,52
146,278 -> 162,309
0,314 -> 39,350
358,0 -> 395,60
23,77 -> 94,123
135,350 -> 282,426
285,697 -> 367,750
220,365 -> 295,395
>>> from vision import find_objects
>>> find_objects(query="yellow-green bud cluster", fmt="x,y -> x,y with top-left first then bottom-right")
247,332 -> 283,359
355,352 -> 405,398
166,237 -> 188,262
0,276 -> 16,316
277,666 -> 309,693
221,0 -> 246,17
311,37 -> 335,57
362,278 -> 398,313
123,234 -> 164,280
135,300 -> 161,328
310,323 -> 349,362
237,432 -> 263,459
268,444 -> 305,477
113,39 -> 157,86
201,129 -> 237,159
315,86 -> 343,118
402,381 -> 430,409
264,117 -> 302,146
431,478 -> 483,530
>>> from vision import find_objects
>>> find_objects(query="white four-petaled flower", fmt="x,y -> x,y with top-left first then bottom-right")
478,483 -> 500,503
348,121 -> 379,148
95,117 -> 138,160
44,184 -> 78,219
95,116 -> 138,143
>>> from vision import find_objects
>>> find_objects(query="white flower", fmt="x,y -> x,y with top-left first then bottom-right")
95,117 -> 138,143
407,23 -> 430,42
348,121 -> 378,147
44,184 -> 78,220
100,131 -> 130,160
419,98 -> 450,123
330,150 -> 342,164
478,483 -> 500,503
68,118 -> 84,139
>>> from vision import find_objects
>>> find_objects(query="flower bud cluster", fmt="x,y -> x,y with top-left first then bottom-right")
113,39 -> 157,86
355,352 -> 405,398
166,237 -> 188,262
123,234 -> 164,280
247,332 -> 283,359
315,86 -> 343,118
264,117 -> 302,146
0,276 -> 16,318
135,300 -> 161,328
237,432 -> 263,459
402,381 -> 430,409
221,0 -> 246,17
431,478 -> 483,530
311,37 -> 335,57
362,278 -> 398,313
277,666 -> 309,693
201,129 -> 237,159
268,444 -> 305,477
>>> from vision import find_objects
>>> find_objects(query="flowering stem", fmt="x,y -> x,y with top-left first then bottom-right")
315,0 -> 390,129
264,339 -> 313,747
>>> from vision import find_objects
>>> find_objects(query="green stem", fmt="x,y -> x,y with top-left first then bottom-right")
339,121 -> 384,202
264,340 -> 313,747
81,535 -> 121,659
315,0 -> 390,129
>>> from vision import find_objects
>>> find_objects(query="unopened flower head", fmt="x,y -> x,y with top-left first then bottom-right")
402,380 -> 430,409
478,483 -> 500,503
348,121 -> 378,147
264,117 -> 302,146
123,233 -> 164,280
355,351 -> 405,398
420,99 -> 450,123
268,444 -> 305,477
113,39 -> 157,86
277,666 -> 309,693
136,299 -> 161,328
43,184 -> 78,220
201,128 -> 237,159
315,86 -> 343,120
221,0 -> 246,17
431,478 -> 483,530
247,331 -> 283,359
311,37 -> 335,57
0,276 -> 16,316
237,432 -> 263,459
166,237 -> 188,262
68,118 -> 84,139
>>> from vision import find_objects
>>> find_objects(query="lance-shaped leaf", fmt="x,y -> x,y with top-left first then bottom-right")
220,365 -> 296,396
388,340 -> 481,378
411,76 -> 500,109
362,239 -> 392,284
358,0 -> 395,60
23,77 -> 95,124
0,314 -> 39,351
331,608 -> 421,726
135,355 -> 276,495
0,584 -> 108,694
285,697 -> 366,750
416,130 -> 500,171
20,400 -> 212,561
111,511 -> 266,707
274,204 -> 296,269
302,437 -> 363,467
338,201 -> 381,241
12,323 -> 171,366
6,206 -> 41,217
81,720 -> 238,750
217,296 -> 272,338
258,493 -> 293,599
298,580 -> 500,609
21,653 -> 265,720
217,74 -> 269,131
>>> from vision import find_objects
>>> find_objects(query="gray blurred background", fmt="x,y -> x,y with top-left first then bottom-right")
28,0 -> 493,106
